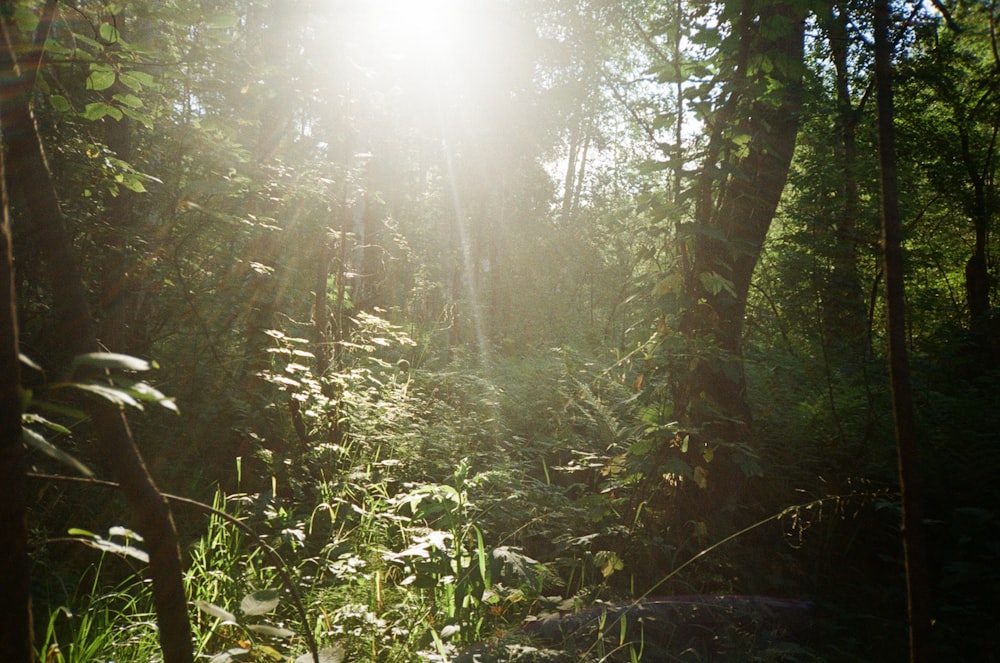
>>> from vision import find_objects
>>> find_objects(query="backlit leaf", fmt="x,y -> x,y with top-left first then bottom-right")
112,93 -> 143,109
70,532 -> 149,563
65,382 -> 142,409
21,413 -> 71,435
119,70 -> 156,91
295,644 -> 345,663
86,69 -> 116,91
108,526 -> 143,541
194,601 -> 237,623
23,428 -> 95,478
241,590 -> 280,615
209,648 -> 251,663
71,352 -> 151,372
82,102 -> 122,121
246,623 -> 295,638
99,23 -> 120,43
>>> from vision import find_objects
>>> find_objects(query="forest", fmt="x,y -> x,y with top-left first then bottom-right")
1,0 -> 998,661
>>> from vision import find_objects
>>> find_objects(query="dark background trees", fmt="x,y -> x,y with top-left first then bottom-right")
2,0 -> 998,661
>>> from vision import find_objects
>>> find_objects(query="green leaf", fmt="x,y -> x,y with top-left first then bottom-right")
594,549 -> 624,578
71,352 -> 151,372
31,399 -> 87,422
491,546 -> 541,586
70,530 -> 149,563
65,382 -> 143,410
108,526 -> 143,541
205,12 -> 240,28
19,353 -> 43,372
209,648 -> 251,663
628,436 -> 656,456
123,381 -> 178,412
121,106 -> 154,130
86,69 -> 116,92
194,600 -> 237,623
68,528 -> 98,538
73,34 -> 105,54
82,102 -> 123,121
23,427 -> 95,478
240,590 -> 280,616
99,23 -> 120,43
698,271 -> 735,297
13,6 -> 39,33
120,174 -> 147,193
112,92 -> 143,109
21,413 -> 72,435
245,624 -> 295,638
652,272 -> 683,297
118,70 -> 156,91
49,94 -> 71,112
294,645 -> 345,663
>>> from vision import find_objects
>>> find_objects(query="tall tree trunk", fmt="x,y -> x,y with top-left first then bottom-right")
1,6 -> 192,662
0,58 -> 32,660
873,1 -> 933,661
679,0 -> 806,447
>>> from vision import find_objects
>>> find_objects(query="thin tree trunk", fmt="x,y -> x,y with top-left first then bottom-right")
873,2 -> 932,661
824,1 -> 870,362
960,127 -> 992,328
0,6 -> 192,662
561,120 -> 580,224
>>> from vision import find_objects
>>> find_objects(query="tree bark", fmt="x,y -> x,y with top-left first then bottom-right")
0,50 -> 32,659
873,1 -> 933,661
679,0 -> 806,446
1,5 -> 192,662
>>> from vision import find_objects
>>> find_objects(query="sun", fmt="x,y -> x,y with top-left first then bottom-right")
366,0 -> 463,59
343,0 -> 471,82
328,0 -> 528,106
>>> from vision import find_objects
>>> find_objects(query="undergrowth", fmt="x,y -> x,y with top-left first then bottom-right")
33,323 -> 970,662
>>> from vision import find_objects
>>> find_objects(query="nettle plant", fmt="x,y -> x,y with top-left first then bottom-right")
258,311 -> 418,474
380,460 -> 549,652
194,591 -> 345,663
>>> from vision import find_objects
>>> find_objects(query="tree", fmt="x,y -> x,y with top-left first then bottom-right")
1,3 -> 192,661
899,0 -> 999,338
629,1 -> 808,502
873,0 -> 932,659
817,0 -> 874,363
0,36 -> 32,659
